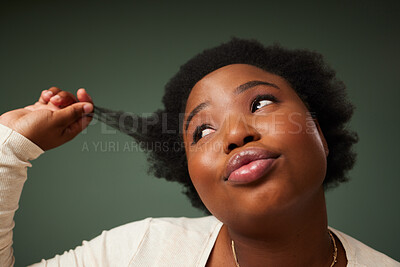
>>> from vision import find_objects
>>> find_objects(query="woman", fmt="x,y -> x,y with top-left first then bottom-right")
0,38 -> 398,266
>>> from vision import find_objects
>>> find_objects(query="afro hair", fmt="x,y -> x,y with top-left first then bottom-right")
94,38 -> 359,214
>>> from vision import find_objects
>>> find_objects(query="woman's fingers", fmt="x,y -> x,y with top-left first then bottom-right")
29,87 -> 95,147
38,87 -> 92,110
49,90 -> 79,108
52,102 -> 93,128
38,87 -> 61,104
1,98 -> 94,151
38,90 -> 53,104
76,88 -> 93,104
54,103 -> 93,142
63,115 -> 93,140
48,87 -> 62,95
38,86 -> 78,108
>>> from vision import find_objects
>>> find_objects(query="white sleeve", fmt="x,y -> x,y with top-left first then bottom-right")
0,123 -> 151,267
29,218 -> 151,267
0,123 -> 44,267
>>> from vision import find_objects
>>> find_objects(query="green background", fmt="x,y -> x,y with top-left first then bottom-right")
1,1 -> 399,265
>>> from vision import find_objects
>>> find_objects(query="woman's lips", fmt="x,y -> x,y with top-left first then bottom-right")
224,147 -> 280,184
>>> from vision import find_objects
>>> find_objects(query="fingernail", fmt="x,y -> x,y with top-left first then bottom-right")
83,104 -> 93,113
44,91 -> 53,97
80,88 -> 92,100
51,95 -> 61,101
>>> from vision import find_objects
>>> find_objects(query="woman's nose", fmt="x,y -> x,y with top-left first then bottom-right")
222,115 -> 261,154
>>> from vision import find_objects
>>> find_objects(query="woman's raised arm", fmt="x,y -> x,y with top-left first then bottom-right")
0,88 -> 93,266
0,88 -> 94,151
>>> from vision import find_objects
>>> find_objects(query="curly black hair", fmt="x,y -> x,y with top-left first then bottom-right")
94,38 -> 358,214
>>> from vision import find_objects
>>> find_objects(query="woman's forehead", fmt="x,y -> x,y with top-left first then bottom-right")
185,64 -> 287,111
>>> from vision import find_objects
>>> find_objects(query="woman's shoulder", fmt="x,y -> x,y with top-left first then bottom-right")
105,216 -> 223,266
147,215 -> 222,232
58,216 -> 222,267
110,215 -> 222,235
329,227 -> 399,266
106,215 -> 223,247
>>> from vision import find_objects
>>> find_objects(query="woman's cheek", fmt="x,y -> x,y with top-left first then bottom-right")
188,146 -> 219,186
264,110 -> 326,164
278,112 -> 327,185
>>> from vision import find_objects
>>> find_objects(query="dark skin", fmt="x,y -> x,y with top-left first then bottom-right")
0,87 -> 93,150
183,64 -> 347,267
0,66 -> 347,266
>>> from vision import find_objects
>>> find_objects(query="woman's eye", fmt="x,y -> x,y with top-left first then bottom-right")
251,94 -> 278,113
192,124 -> 214,144
201,128 -> 214,138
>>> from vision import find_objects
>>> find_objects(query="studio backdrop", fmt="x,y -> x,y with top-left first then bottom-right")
0,1 -> 399,266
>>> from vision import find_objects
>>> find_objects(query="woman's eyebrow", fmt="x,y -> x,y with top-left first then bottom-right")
184,80 -> 279,134
235,80 -> 280,94
185,102 -> 209,132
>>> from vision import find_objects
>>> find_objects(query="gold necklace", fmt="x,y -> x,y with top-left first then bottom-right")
231,229 -> 338,267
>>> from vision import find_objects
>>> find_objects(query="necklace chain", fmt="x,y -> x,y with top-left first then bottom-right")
328,230 -> 338,267
231,229 -> 338,267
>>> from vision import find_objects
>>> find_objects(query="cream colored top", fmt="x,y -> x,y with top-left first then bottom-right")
0,123 -> 398,267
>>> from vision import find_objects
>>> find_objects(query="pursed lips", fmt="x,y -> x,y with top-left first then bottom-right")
224,147 -> 280,181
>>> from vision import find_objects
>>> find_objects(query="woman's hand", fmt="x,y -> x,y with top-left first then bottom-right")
0,87 -> 94,151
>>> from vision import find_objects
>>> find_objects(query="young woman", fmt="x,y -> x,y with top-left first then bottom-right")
0,38 -> 398,266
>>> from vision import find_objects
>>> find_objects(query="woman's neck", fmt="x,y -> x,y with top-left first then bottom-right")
224,188 -> 336,267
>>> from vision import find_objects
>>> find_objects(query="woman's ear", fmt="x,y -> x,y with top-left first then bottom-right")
314,119 -> 329,157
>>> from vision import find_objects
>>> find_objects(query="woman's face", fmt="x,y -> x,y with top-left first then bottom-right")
183,64 -> 328,224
